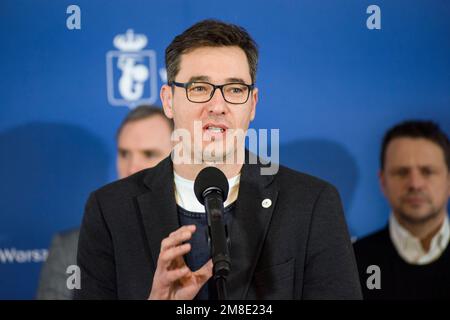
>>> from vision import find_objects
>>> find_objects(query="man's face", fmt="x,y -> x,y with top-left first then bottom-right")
380,137 -> 450,224
161,46 -> 258,163
116,116 -> 173,179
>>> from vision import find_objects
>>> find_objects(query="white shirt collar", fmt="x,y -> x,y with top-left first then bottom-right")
389,213 -> 450,265
173,171 -> 240,213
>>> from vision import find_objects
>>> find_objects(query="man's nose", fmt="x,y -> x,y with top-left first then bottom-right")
206,88 -> 227,115
127,158 -> 144,176
407,169 -> 426,191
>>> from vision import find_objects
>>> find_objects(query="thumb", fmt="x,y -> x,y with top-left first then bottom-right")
194,259 -> 213,286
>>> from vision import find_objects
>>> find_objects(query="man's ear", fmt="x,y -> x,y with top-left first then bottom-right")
447,170 -> 450,197
250,87 -> 258,121
160,84 -> 174,119
379,169 -> 387,197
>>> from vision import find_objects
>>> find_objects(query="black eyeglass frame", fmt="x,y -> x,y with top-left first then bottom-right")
169,81 -> 255,104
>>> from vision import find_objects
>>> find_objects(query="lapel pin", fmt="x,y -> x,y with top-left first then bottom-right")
262,198 -> 272,208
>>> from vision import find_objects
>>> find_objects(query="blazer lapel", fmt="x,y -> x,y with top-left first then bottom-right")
136,157 -> 180,271
227,161 -> 278,299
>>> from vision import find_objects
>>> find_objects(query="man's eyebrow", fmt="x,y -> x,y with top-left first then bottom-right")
225,77 -> 247,84
145,149 -> 162,154
390,166 -> 410,171
187,76 -> 250,84
389,164 -> 440,173
418,164 -> 440,170
188,75 -> 210,82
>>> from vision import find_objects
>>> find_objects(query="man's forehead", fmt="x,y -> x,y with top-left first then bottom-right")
385,138 -> 446,167
387,138 -> 443,155
119,117 -> 171,141
177,46 -> 252,82
118,136 -> 166,150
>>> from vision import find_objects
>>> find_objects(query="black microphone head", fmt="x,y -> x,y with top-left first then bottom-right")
194,166 -> 229,205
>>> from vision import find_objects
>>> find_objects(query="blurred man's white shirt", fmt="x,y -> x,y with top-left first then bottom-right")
389,213 -> 450,265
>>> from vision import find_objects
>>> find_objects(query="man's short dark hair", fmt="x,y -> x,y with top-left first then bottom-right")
165,19 -> 259,84
116,105 -> 173,141
380,120 -> 450,170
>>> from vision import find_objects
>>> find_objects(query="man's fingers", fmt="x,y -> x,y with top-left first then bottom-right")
168,224 -> 196,238
159,243 -> 191,266
165,265 -> 191,283
161,225 -> 196,251
193,259 -> 213,285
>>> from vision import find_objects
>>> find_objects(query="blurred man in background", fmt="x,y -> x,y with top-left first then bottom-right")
354,120 -> 450,299
36,105 -> 173,299
116,106 -> 173,178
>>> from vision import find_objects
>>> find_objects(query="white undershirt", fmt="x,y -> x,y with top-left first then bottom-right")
389,213 -> 450,265
174,171 -> 240,213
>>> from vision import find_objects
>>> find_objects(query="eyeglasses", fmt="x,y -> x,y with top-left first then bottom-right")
169,81 -> 255,104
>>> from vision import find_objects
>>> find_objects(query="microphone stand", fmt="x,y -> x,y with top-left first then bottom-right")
204,189 -> 231,300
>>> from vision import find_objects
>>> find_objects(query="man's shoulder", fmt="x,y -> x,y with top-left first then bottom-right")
353,227 -> 390,254
90,160 -> 337,206
91,162 -> 162,203
96,169 -> 149,196
54,227 -> 80,248
275,164 -> 339,196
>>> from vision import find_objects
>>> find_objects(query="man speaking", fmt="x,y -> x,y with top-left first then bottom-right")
75,19 -> 362,300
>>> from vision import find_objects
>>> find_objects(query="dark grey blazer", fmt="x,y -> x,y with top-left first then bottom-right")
75,156 -> 362,300
36,228 -> 79,300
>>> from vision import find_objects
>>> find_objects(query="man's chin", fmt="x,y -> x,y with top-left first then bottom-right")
202,151 -> 230,164
200,143 -> 233,162
397,206 -> 440,225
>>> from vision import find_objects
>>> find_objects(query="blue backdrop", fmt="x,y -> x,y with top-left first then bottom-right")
1,0 -> 449,299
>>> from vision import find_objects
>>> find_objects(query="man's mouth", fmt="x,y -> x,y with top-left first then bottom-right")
202,123 -> 228,138
402,194 -> 428,206
205,126 -> 225,133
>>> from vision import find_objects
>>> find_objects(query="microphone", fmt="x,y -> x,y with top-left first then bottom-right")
194,166 -> 231,299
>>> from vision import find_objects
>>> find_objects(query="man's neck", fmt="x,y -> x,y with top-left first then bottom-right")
395,211 -> 446,252
173,162 -> 243,181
